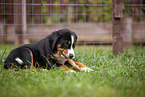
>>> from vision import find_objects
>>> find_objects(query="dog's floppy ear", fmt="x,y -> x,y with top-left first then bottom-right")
51,30 -> 61,53
72,31 -> 77,42
52,36 -> 60,53
74,33 -> 77,41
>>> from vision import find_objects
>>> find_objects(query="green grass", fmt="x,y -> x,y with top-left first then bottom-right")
0,46 -> 145,97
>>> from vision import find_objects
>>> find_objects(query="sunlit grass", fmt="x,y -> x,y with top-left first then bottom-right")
0,46 -> 145,97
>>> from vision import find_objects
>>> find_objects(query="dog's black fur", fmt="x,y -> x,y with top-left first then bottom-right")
4,29 -> 77,70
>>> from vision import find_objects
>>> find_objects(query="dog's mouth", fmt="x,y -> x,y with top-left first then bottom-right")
56,47 -> 74,59
62,51 -> 74,59
62,53 -> 68,59
56,44 -> 75,59
55,49 -> 68,59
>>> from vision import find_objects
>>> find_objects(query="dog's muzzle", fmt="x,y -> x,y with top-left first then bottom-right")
62,53 -> 74,59
69,54 -> 74,59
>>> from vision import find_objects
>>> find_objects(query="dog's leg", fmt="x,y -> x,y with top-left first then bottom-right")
4,63 -> 14,69
4,48 -> 33,70
74,61 -> 86,68
59,64 -> 76,73
67,59 -> 82,71
74,61 -> 94,72
18,48 -> 34,70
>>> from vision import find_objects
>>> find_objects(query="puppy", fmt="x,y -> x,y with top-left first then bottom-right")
4,29 -> 93,72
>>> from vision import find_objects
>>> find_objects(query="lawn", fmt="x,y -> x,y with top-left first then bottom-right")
0,46 -> 145,97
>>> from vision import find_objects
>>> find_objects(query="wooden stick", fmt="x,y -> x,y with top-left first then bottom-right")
67,59 -> 82,71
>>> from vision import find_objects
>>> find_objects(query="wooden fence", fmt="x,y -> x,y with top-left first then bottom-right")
0,0 -> 145,54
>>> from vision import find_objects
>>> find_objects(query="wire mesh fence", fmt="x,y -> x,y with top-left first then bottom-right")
0,0 -> 145,49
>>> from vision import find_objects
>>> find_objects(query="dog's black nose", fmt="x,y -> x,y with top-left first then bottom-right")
69,54 -> 74,59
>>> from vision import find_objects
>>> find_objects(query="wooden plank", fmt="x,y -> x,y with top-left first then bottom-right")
112,0 -> 123,54
113,0 -> 123,18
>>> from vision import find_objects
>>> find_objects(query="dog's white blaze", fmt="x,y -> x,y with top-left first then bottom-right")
15,57 -> 23,64
71,35 -> 74,47
67,35 -> 75,58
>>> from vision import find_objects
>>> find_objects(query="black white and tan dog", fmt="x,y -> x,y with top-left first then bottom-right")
4,29 -> 93,73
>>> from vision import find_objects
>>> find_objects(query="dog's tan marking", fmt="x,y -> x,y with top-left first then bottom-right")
10,63 -> 14,68
50,55 -> 57,60
63,49 -> 68,55
57,44 -> 64,55
74,61 -> 87,68
59,64 -> 71,71
74,42 -> 76,45
34,68 -> 43,71
29,49 -> 34,70
56,44 -> 69,56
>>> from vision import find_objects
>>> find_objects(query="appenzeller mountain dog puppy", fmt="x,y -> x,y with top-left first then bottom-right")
4,29 -> 93,72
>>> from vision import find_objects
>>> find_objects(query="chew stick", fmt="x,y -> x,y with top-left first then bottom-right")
62,53 -> 82,71
67,59 -> 82,71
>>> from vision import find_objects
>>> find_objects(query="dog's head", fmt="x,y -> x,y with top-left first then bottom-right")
51,29 -> 77,59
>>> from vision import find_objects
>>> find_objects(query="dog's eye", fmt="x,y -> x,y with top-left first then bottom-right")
60,43 -> 69,49
64,43 -> 69,47
73,43 -> 76,48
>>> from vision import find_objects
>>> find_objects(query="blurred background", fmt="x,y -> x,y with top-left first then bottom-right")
0,0 -> 145,49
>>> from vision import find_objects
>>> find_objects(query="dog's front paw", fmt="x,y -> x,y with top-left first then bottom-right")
80,67 -> 94,72
42,69 -> 48,72
65,70 -> 76,73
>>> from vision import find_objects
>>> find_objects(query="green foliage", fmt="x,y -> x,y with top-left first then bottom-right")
124,0 -> 145,21
34,0 -> 145,23
0,46 -> 145,97
41,0 -> 113,24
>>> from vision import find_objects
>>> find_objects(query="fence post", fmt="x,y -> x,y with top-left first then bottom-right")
112,0 -> 123,55
22,0 -> 29,44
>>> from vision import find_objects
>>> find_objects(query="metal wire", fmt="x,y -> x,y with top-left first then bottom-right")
0,0 -> 145,48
